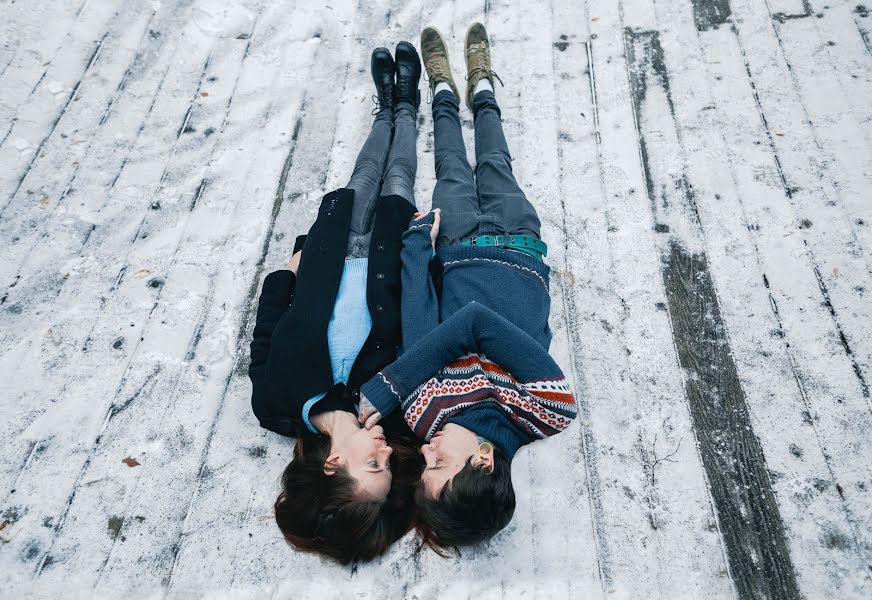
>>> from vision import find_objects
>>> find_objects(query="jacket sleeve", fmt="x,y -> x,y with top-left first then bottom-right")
400,211 -> 441,351
360,302 -> 568,417
249,269 -> 299,435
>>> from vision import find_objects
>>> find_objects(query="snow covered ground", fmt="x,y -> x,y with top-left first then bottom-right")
0,0 -> 870,598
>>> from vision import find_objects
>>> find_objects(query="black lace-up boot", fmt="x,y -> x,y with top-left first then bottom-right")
393,41 -> 421,109
371,47 -> 395,115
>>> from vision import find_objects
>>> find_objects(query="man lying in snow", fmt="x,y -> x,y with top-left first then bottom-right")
358,22 -> 577,551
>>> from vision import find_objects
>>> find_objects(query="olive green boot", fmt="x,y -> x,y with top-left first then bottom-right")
464,22 -> 503,110
420,26 -> 460,100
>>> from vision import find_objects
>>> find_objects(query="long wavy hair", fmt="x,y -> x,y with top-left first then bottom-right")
274,432 -> 422,564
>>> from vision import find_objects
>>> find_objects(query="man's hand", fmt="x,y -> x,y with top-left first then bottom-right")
413,208 -> 441,249
358,394 -> 383,429
288,250 -> 302,274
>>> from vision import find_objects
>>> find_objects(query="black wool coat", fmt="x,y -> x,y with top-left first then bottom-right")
248,188 -> 416,437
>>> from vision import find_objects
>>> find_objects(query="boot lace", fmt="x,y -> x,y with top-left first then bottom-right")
424,63 -> 448,103
465,41 -> 504,88
371,82 -> 393,115
427,57 -> 449,81
397,76 -> 415,104
424,73 -> 434,103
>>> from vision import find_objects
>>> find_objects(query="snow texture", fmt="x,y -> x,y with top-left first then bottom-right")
0,0 -> 870,598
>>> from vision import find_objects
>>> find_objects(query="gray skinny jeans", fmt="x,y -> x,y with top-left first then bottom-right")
430,89 -> 541,248
345,100 -> 418,257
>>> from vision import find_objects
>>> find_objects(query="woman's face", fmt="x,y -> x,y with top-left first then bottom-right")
329,425 -> 394,500
419,425 -> 480,498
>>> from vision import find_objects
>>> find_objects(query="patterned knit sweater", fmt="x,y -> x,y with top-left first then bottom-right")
360,214 -> 577,459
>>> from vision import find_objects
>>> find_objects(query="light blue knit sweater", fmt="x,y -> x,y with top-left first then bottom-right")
302,258 -> 371,432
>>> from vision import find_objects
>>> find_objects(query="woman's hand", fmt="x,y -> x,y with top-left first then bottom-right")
358,394 -> 383,429
287,250 -> 302,274
413,208 -> 441,249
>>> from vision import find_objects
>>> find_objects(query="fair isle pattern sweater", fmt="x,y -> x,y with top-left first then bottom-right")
362,303 -> 577,458
361,212 -> 577,459
403,354 -> 576,458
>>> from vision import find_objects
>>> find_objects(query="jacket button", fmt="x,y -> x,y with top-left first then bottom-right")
375,342 -> 383,350
376,304 -> 384,312
376,273 -> 385,280
376,244 -> 385,251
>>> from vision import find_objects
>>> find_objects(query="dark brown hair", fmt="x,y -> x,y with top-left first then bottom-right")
415,447 -> 515,553
274,433 -> 422,564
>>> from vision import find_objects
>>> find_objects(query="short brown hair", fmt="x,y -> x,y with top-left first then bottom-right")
274,433 -> 422,564
415,447 -> 515,552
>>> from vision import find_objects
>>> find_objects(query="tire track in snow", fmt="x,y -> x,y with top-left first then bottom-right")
623,25 -> 801,600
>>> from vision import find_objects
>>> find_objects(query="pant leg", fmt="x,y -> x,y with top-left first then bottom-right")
378,100 -> 417,206
472,90 -> 541,238
430,90 -> 480,247
345,110 -> 393,257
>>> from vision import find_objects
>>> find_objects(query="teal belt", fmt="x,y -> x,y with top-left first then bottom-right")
460,234 -> 547,259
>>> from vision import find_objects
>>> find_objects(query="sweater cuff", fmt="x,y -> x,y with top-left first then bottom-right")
404,212 -> 436,243
407,210 -> 436,228
361,374 -> 401,418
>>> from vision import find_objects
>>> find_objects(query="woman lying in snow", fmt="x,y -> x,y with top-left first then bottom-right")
358,23 -> 578,551
248,43 -> 424,564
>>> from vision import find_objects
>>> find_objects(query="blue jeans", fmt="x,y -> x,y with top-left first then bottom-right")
345,101 -> 418,257
431,90 -> 541,248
